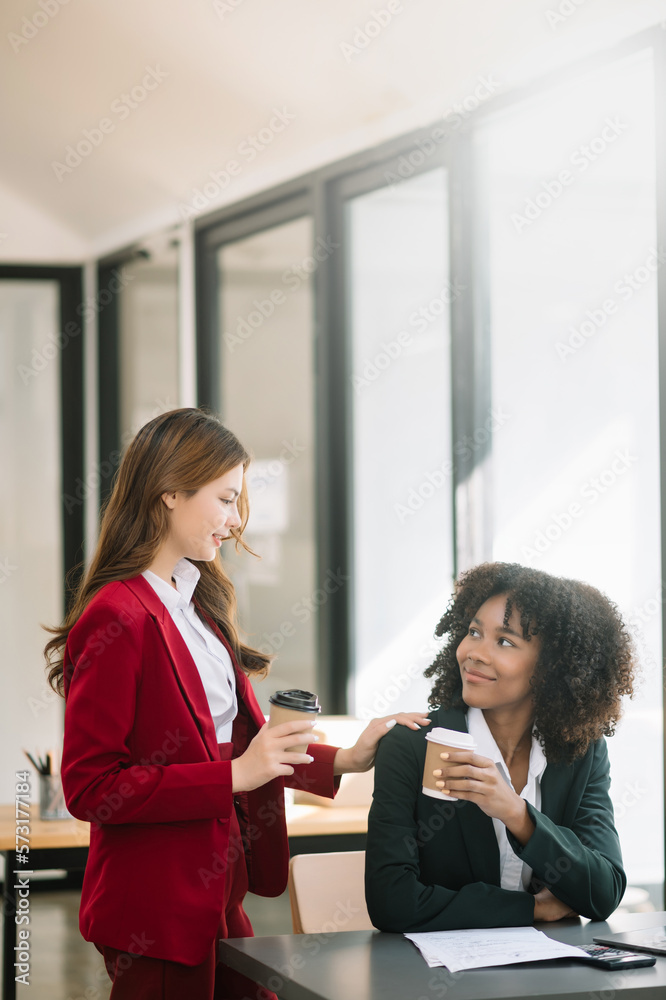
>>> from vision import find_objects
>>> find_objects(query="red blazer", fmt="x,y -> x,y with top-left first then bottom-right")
61,574 -> 339,966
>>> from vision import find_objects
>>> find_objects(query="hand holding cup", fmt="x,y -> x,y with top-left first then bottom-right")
267,689 -> 321,753
231,717 -> 318,793
422,727 -> 477,801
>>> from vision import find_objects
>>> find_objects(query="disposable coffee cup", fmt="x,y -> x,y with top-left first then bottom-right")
268,689 -> 321,754
422,727 -> 477,801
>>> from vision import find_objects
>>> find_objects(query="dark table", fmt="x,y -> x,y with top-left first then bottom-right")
219,909 -> 666,1000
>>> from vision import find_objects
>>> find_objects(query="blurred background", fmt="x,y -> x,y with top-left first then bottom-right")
1,0 -> 666,991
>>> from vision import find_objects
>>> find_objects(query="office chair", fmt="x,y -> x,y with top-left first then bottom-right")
287,850 -> 374,934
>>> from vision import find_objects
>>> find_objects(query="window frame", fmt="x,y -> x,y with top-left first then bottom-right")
195,134 -> 461,711
97,246 -> 176,506
194,26 -> 666,739
0,264 -> 84,611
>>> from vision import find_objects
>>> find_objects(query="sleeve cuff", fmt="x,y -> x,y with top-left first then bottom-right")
506,801 -> 538,859
288,743 -> 341,799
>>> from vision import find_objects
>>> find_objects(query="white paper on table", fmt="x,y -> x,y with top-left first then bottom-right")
404,927 -> 590,972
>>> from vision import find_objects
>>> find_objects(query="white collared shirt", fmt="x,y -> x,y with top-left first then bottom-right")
466,707 -> 547,892
142,558 -> 237,743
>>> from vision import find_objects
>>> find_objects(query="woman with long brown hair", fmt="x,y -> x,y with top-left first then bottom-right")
46,407 -> 428,999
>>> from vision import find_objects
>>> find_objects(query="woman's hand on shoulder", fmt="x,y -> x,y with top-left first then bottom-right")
334,713 -> 432,774
231,720 -> 317,793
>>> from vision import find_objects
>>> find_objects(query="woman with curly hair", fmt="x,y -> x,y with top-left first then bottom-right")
365,561 -> 635,931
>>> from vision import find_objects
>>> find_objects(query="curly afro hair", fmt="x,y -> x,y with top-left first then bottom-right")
424,562 -> 636,764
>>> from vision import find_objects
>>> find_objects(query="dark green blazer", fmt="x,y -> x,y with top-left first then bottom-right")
365,706 -> 626,932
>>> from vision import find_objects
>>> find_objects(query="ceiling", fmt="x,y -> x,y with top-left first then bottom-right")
0,0 -> 664,260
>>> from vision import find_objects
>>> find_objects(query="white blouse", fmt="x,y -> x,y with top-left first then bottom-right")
466,707 -> 547,892
142,558 -> 237,743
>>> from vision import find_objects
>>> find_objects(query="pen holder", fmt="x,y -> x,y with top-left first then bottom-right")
39,774 -> 71,820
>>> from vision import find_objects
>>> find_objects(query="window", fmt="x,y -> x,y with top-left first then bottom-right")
118,243 -> 180,438
193,27 -> 666,901
97,237 -> 180,503
0,267 -> 83,806
345,167 -> 453,715
216,216 -> 317,711
477,48 -> 662,894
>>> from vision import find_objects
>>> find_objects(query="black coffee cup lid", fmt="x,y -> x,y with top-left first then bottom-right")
269,689 -> 321,713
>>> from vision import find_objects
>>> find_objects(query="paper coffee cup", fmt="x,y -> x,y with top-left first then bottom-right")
422,727 -> 477,801
268,689 -> 321,753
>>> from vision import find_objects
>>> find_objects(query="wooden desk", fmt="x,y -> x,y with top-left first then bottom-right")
219,910 -> 666,1000
0,801 -> 369,1000
285,804 -> 368,853
0,804 -> 89,851
0,802 -> 369,851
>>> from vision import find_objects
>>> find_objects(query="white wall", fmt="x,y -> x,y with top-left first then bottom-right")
0,179 -> 86,263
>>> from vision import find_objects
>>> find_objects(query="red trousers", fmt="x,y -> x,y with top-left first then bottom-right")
97,938 -> 274,1000
95,743 -> 278,1000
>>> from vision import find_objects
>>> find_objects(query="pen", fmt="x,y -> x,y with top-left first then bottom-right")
23,750 -> 43,773
23,750 -> 55,775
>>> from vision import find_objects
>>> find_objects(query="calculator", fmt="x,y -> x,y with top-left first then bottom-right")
574,942 -> 657,970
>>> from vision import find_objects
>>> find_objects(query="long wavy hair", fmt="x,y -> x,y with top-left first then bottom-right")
45,407 -> 271,694
425,562 -> 636,763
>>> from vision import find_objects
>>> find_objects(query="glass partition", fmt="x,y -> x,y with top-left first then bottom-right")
193,36 -> 666,900
217,217 -> 317,711
118,243 -> 180,442
346,168 -> 454,716
478,48 -> 662,898
0,280 -> 64,802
